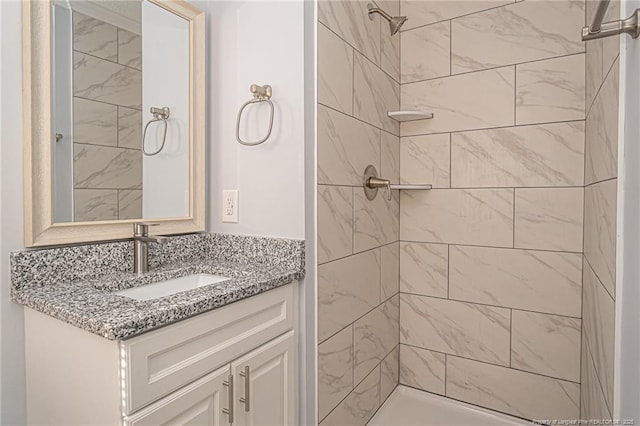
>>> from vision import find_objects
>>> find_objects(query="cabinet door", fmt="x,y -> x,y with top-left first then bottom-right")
123,365 -> 232,426
232,331 -> 295,426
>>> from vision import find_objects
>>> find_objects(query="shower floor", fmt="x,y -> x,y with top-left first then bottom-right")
369,386 -> 531,426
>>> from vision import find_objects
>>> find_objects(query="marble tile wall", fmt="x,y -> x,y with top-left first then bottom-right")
72,12 -> 143,222
317,0 -> 621,422
398,0 -> 590,421
580,0 -> 620,420
317,0 -> 401,422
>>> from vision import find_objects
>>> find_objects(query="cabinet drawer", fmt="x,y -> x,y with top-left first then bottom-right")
121,284 -> 294,415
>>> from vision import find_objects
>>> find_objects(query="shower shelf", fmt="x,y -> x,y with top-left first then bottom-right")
387,111 -> 434,122
391,184 -> 433,190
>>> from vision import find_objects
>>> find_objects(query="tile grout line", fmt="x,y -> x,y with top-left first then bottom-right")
73,187 -> 142,192
320,98 -> 586,140
319,240 -> 399,268
402,51 -> 586,87
585,176 -> 618,188
73,141 -> 142,152
448,133 -> 452,188
74,94 -> 143,111
74,48 -> 142,73
586,52 -> 620,119
514,63 -> 517,125
400,342 -> 581,385
399,290 -> 582,321
116,24 -> 119,64
583,333 -> 614,418
351,323 -> 355,397
400,1 -> 521,35
355,51 -> 402,137
320,326 -> 398,423
446,244 -> 450,299
352,47 -> 356,116
512,188 -> 516,248
449,19 -> 452,76
396,240 -> 583,256
351,187 -> 355,256
319,102 -> 396,139
583,255 -> 615,302
319,20 -> 401,86
444,353 -> 448,396
319,291 -> 400,346
509,308 -> 513,368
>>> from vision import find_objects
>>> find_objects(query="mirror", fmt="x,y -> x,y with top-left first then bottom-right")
23,0 -> 205,246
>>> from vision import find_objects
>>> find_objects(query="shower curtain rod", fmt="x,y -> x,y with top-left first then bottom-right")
582,0 -> 640,41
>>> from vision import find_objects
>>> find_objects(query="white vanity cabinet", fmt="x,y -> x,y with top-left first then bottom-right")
123,366 -> 230,425
230,332 -> 295,426
124,332 -> 295,426
24,284 -> 297,426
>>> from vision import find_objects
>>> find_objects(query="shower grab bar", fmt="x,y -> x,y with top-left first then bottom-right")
582,0 -> 640,41
236,84 -> 274,146
142,107 -> 170,156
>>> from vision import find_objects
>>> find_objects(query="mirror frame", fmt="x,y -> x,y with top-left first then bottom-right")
23,0 -> 205,247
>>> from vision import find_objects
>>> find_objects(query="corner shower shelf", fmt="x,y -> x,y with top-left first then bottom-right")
390,184 -> 433,190
387,111 -> 434,122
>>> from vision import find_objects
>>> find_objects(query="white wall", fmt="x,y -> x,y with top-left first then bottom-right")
142,1 -> 190,219
204,4 -> 312,425
206,1 -> 305,240
615,0 -> 640,420
0,1 -> 311,423
0,1 -> 27,423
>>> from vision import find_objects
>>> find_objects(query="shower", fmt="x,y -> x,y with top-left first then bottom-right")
367,3 -> 407,35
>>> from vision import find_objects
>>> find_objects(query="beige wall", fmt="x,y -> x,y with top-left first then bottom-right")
397,0 -> 588,421
316,0 -> 401,424
581,0 -> 620,421
317,0 -> 623,422
72,12 -> 143,221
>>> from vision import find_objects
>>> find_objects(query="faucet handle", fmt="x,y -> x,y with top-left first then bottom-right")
133,222 -> 159,236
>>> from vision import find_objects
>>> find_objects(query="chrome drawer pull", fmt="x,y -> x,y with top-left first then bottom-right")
239,366 -> 250,412
222,375 -> 234,423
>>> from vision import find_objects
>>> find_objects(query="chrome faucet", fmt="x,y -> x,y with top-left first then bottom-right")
133,223 -> 169,274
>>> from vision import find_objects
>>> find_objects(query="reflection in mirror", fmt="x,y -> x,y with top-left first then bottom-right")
51,0 -> 190,223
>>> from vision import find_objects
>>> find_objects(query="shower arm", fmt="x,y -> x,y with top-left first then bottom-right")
368,6 -> 393,22
581,0 -> 640,41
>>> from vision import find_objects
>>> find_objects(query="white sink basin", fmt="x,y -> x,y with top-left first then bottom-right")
115,273 -> 230,301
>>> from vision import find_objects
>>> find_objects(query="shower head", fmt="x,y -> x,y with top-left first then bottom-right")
367,3 -> 407,36
388,15 -> 408,35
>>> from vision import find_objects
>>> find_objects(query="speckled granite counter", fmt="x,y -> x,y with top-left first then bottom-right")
10,233 -> 304,340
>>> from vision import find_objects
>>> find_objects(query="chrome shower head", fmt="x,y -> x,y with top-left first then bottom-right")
367,3 -> 407,36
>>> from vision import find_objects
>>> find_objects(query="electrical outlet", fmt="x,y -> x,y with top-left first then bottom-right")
222,190 -> 238,223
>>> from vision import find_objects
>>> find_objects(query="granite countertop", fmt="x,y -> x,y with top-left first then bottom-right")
10,233 -> 305,340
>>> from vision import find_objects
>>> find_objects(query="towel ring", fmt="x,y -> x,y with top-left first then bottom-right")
143,107 -> 170,156
236,84 -> 274,146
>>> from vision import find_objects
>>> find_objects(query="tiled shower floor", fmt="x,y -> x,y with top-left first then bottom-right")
368,386 -> 531,426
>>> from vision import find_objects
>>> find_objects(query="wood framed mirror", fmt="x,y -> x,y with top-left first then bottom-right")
23,0 -> 205,247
